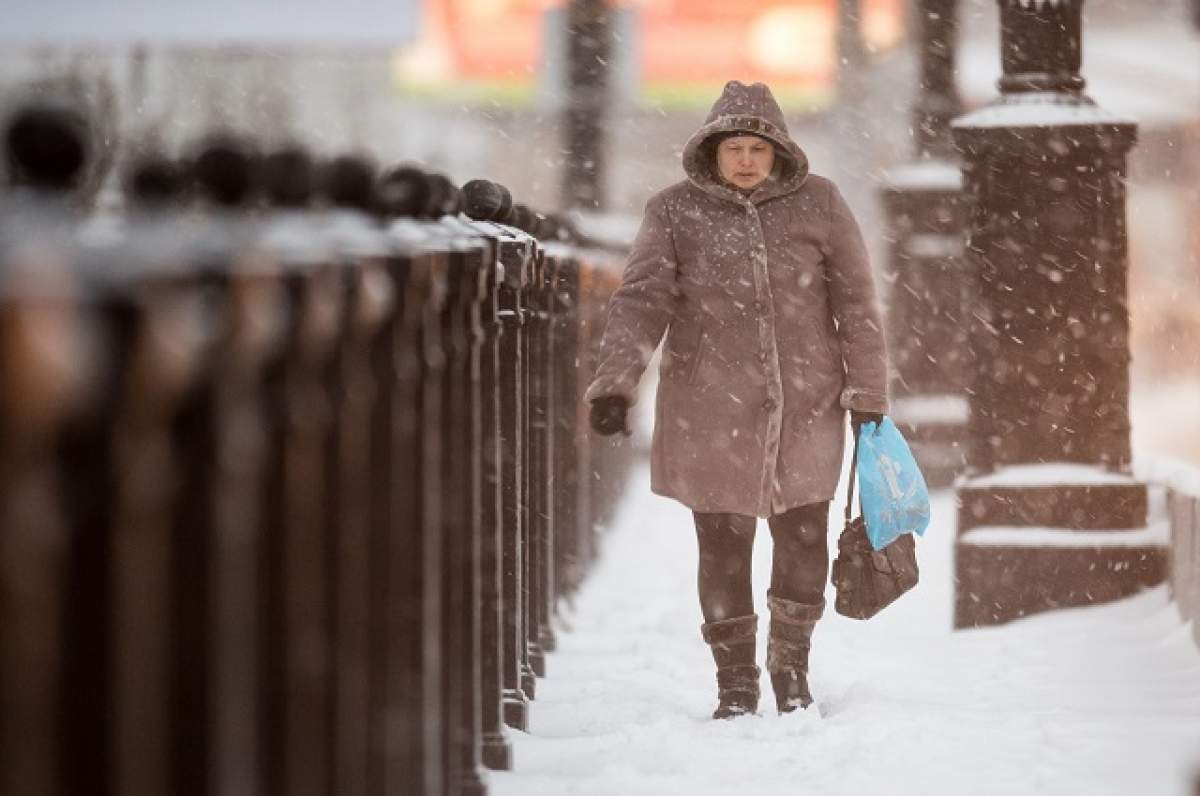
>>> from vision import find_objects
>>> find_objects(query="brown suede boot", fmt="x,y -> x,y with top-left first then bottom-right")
766,595 -> 823,713
700,614 -> 760,719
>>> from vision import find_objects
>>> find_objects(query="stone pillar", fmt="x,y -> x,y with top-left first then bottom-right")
561,0 -> 611,210
879,0 -> 969,488
950,0 -> 1165,628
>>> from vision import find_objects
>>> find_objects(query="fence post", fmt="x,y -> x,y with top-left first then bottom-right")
321,155 -> 396,796
170,138 -> 263,796
527,249 -> 557,666
552,256 -> 584,599
256,141 -> 343,795
473,227 -> 513,771
0,104 -> 94,796
416,251 -> 449,795
375,211 -> 443,793
501,235 -> 536,710
430,200 -> 488,795
434,180 -> 514,771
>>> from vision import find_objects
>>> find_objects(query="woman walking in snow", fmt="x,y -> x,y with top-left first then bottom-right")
585,80 -> 889,718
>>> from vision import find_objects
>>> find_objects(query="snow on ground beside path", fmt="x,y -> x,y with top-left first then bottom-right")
490,464 -> 1200,796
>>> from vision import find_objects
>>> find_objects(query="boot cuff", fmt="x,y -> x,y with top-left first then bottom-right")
701,614 -> 758,646
767,594 -> 825,625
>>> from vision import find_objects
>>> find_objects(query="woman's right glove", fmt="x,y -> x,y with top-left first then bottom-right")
589,395 -> 630,437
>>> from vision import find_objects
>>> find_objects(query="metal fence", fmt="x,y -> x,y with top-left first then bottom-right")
0,107 -> 634,796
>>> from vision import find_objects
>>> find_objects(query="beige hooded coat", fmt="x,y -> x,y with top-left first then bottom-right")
585,81 -> 889,518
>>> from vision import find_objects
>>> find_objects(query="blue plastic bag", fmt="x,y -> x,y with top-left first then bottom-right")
856,417 -> 930,551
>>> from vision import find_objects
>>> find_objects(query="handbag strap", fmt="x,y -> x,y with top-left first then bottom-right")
844,425 -> 860,525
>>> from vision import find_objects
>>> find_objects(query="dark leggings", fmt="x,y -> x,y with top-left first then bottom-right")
693,501 -> 830,623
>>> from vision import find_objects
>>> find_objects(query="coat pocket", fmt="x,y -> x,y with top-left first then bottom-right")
804,317 -> 841,371
662,323 -> 703,382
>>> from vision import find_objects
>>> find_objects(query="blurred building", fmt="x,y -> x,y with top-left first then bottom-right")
1,0 -> 1196,457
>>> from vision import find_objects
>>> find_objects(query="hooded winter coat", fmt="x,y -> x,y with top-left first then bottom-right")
585,81 -> 889,518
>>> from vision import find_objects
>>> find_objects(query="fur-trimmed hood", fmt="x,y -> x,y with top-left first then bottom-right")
681,80 -> 810,204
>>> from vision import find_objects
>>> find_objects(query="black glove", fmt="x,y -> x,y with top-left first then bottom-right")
590,395 -> 630,437
850,410 -> 884,439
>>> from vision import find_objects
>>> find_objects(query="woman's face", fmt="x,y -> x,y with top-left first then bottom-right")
716,135 -> 775,190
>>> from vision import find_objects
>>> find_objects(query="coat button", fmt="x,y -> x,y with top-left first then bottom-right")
758,351 -> 768,364
763,398 -> 776,411
753,301 -> 764,312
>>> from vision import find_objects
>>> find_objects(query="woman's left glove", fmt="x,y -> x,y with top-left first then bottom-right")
850,410 -> 884,438
590,395 -> 630,437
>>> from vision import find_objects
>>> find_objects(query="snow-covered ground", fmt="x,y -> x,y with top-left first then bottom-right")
490,460 -> 1200,796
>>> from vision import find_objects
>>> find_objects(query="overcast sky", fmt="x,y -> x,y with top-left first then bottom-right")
1,0 -> 420,45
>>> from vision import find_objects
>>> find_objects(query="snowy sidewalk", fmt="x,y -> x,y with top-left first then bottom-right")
490,463 -> 1200,796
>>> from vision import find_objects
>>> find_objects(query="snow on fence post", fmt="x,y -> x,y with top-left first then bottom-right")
949,0 -> 1167,628
878,0 -> 970,489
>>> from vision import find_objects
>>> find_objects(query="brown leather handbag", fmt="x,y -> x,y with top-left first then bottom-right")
831,432 -> 920,620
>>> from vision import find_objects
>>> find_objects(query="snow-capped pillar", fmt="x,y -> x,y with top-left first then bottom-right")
953,0 -> 1136,479
949,0 -> 1165,628
878,0 -> 970,488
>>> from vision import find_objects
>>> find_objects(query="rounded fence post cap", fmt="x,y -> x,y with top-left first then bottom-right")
125,152 -> 182,207
189,133 -> 258,208
378,165 -> 428,219
323,154 -> 377,212
262,145 -> 314,209
462,178 -> 512,222
4,103 -> 90,191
